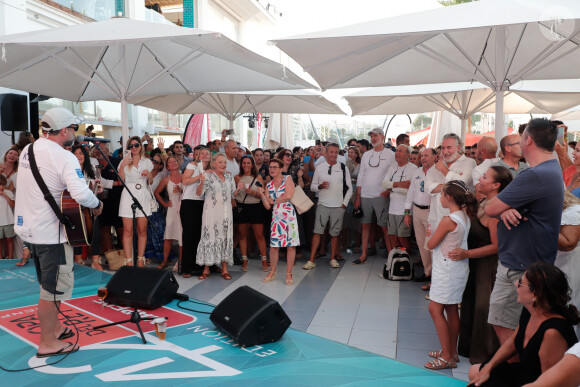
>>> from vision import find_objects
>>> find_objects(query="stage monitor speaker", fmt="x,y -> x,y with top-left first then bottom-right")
105,266 -> 179,310
0,93 -> 28,132
210,285 -> 291,347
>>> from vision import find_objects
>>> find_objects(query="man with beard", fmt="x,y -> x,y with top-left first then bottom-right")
425,133 -> 476,240
15,108 -> 102,358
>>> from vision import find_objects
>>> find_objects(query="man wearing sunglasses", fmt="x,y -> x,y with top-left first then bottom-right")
403,148 -> 437,285
14,107 -> 103,358
305,143 -> 352,270
493,134 -> 528,179
353,128 -> 395,265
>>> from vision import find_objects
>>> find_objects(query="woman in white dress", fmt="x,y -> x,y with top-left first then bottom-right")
555,190 -> 580,338
155,156 -> 182,269
195,153 -> 235,280
118,136 -> 153,267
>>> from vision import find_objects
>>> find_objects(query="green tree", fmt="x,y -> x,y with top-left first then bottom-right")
412,114 -> 432,130
471,114 -> 481,125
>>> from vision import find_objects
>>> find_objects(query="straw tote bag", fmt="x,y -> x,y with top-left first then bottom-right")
290,185 -> 314,215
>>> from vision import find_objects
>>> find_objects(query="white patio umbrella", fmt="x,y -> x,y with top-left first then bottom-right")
345,80 -> 580,138
264,113 -> 294,150
132,89 -> 345,129
271,0 -> 580,143
0,17 -> 314,149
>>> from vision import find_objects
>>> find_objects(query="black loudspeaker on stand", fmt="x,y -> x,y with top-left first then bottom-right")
105,267 -> 179,310
210,286 -> 292,347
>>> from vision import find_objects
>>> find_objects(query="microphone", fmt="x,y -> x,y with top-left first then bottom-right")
76,135 -> 111,143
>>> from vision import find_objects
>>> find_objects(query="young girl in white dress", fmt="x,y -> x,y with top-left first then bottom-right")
425,180 -> 477,370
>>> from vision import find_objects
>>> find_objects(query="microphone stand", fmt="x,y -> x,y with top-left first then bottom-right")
91,142 -> 162,344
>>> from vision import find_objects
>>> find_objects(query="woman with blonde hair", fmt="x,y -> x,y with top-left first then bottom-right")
196,153 -> 235,280
118,136 -> 154,267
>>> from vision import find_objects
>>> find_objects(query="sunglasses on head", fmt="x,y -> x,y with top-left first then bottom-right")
128,143 -> 140,149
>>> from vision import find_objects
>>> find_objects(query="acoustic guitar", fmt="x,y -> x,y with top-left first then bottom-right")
60,181 -> 98,247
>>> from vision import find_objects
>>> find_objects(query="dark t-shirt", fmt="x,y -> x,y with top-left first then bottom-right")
496,159 -> 563,271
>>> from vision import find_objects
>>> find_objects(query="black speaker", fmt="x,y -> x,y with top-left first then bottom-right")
210,285 -> 291,347
0,93 -> 28,132
105,266 -> 179,310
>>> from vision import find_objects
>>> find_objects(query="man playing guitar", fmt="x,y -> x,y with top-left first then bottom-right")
14,107 -> 103,358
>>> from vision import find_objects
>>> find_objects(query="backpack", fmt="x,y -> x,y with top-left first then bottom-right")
383,247 -> 413,281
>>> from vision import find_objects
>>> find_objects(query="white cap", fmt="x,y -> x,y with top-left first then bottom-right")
368,127 -> 384,136
41,108 -> 81,131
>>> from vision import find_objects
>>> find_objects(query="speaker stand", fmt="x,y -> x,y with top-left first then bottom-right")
93,309 -> 154,344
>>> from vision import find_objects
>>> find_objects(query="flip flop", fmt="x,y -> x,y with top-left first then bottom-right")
16,258 -> 29,266
352,258 -> 368,265
57,327 -> 75,341
36,342 -> 79,358
314,252 -> 326,259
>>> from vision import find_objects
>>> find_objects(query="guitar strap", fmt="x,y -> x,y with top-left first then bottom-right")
28,143 -> 76,230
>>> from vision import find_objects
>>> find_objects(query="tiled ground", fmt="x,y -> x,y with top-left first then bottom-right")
157,247 -> 470,382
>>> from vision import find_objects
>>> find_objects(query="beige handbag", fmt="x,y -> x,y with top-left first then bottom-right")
104,249 -> 125,270
290,185 -> 314,215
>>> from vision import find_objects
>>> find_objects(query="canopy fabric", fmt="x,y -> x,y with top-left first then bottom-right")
0,18 -> 314,103
0,18 -> 314,150
272,0 -> 580,90
264,113 -> 294,150
345,81 -> 580,117
132,90 -> 345,124
271,0 -> 580,142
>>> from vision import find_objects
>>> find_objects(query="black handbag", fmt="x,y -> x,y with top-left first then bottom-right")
235,177 -> 256,216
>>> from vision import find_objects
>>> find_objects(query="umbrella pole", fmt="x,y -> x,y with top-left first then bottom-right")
495,26 -> 506,144
460,118 -> 467,144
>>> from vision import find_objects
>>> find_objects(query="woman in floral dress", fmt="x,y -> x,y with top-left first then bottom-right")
195,153 -> 235,280
258,158 -> 299,285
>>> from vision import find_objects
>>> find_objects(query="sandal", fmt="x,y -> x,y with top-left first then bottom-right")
352,258 -> 367,265
157,261 -> 170,270
429,350 -> 459,363
425,357 -> 457,370
36,342 -> 79,358
75,259 -> 85,266
241,259 -> 248,272
262,271 -> 276,283
16,258 -> 29,266
137,256 -> 146,268
91,259 -> 104,271
125,258 -> 133,266
182,273 -> 192,278
421,282 -> 431,291
314,252 -> 326,259
261,257 -> 269,272
198,272 -> 209,280
57,327 -> 75,341
221,272 -> 232,280
285,273 -> 293,286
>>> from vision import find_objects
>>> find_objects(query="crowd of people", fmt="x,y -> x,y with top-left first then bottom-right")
5,107 -> 580,382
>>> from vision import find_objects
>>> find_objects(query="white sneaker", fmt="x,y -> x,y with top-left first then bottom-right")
302,261 -> 316,270
329,259 -> 339,268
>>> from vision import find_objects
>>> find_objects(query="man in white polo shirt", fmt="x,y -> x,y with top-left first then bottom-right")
404,148 -> 437,285
353,128 -> 395,265
382,145 -> 417,251
304,143 -> 352,269
15,107 -> 102,358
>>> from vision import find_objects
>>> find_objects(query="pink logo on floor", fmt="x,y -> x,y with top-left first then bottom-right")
0,295 -> 196,346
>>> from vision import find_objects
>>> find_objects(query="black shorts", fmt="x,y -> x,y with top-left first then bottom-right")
234,202 -> 270,225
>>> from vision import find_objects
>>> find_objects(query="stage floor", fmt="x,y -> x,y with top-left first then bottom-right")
0,260 -> 467,385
